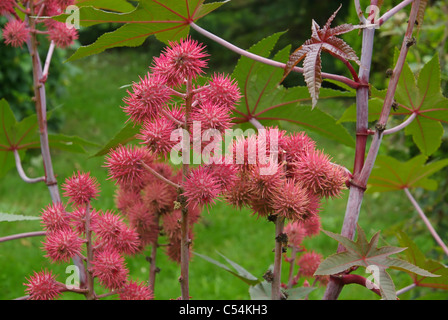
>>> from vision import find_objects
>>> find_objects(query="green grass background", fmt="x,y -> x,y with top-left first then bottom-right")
0,48 -> 445,300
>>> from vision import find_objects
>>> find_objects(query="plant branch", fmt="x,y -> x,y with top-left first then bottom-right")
179,79 -> 193,300
286,247 -> 299,289
189,22 -> 360,89
378,0 -> 414,26
41,41 -> 55,82
383,112 -> 417,135
84,202 -> 96,300
248,117 -> 264,130
13,149 -> 46,183
26,3 -> 60,203
272,216 -> 285,300
148,211 -> 161,296
396,283 -> 417,296
323,0 -> 421,301
404,188 -> 448,257
359,0 -> 420,185
335,274 -> 382,297
0,231 -> 45,243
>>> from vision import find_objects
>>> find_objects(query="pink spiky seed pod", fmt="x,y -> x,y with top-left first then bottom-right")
284,221 -> 307,248
142,179 -> 177,214
127,202 -> 159,247
69,206 -> 99,235
0,0 -> 16,15
47,21 -> 78,48
270,179 -> 310,221
231,134 -> 260,172
247,162 -> 285,199
200,73 -> 242,109
24,270 -> 62,300
143,161 -> 174,185
297,251 -> 323,278
3,19 -> 30,48
123,73 -> 172,124
293,149 -> 348,199
114,186 -> 143,215
52,0 -> 75,9
182,166 -> 221,209
301,212 -> 321,238
190,101 -> 232,138
40,202 -> 71,233
249,196 -> 275,219
204,160 -> 238,191
119,280 -> 154,300
104,144 -> 154,189
138,116 -> 177,157
62,171 -> 100,206
224,176 -> 253,210
151,37 -> 208,87
163,105 -> 185,124
91,248 -> 129,290
281,131 -> 316,166
93,210 -> 140,255
166,229 -> 194,264
43,228 -> 84,263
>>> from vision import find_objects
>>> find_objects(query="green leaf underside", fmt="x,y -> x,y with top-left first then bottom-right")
58,0 -> 228,61
231,33 -> 355,147
339,54 -> 447,156
0,213 -> 40,222
396,232 -> 448,290
316,225 -> 438,300
367,154 -> 448,193
193,252 -> 260,286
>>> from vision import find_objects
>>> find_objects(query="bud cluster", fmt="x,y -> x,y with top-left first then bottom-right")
24,171 -> 152,300
1,0 -> 78,49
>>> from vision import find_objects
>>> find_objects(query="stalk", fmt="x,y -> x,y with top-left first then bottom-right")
323,0 -> 421,300
27,2 -> 60,203
179,79 -> 194,300
271,217 -> 285,300
84,201 -> 96,300
404,188 -> 448,257
148,211 -> 161,295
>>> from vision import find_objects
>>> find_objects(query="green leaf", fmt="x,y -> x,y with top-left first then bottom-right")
0,213 -> 40,222
60,0 -> 228,61
316,225 -> 438,300
284,286 -> 315,300
340,54 -> 447,156
48,134 -> 100,153
396,231 -> 448,290
194,252 -> 260,286
367,154 -> 448,193
249,281 -> 271,300
75,0 -> 136,12
91,122 -> 141,157
231,34 -> 355,147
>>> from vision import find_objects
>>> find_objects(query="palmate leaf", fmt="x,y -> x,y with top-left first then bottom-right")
54,0 -> 228,61
340,54 -> 447,156
75,0 -> 136,12
282,5 -> 359,108
315,225 -> 438,300
231,33 -> 355,147
396,232 -> 448,291
367,154 -> 448,193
